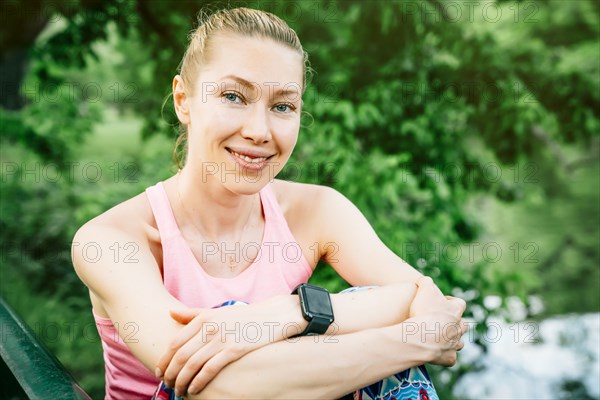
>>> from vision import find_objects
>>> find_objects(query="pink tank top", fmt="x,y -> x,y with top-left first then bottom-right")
93,181 -> 313,399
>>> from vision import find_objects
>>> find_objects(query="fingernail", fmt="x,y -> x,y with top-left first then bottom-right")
175,388 -> 181,397
189,384 -> 198,395
155,367 -> 162,379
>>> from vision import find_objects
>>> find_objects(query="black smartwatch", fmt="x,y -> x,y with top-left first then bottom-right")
291,283 -> 335,336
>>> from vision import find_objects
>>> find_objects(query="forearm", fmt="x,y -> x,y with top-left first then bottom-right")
327,282 -> 417,334
160,283 -> 418,396
204,282 -> 417,340
191,324 -> 427,399
187,283 -> 420,399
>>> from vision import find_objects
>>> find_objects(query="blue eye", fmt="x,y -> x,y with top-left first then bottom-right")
274,103 -> 294,113
223,92 -> 243,104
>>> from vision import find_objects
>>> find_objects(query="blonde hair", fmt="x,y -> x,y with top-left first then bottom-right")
173,7 -> 311,169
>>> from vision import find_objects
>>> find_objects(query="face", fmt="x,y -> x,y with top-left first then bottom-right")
173,33 -> 304,195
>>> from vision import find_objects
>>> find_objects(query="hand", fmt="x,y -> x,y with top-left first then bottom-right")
405,310 -> 468,367
155,296 -> 293,396
406,276 -> 468,366
409,276 -> 461,318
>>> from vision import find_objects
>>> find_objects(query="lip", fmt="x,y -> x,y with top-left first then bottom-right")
226,147 -> 275,158
225,147 -> 275,171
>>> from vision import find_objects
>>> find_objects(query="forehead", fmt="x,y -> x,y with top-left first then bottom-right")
196,33 -> 304,92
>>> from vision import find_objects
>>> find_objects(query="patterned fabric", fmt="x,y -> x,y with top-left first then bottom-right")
151,382 -> 179,400
339,286 -> 440,400
354,365 -> 439,400
151,287 -> 440,400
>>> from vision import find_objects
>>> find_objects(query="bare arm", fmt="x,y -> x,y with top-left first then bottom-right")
193,323 -> 429,400
180,184 -> 466,399
191,279 -> 466,400
72,220 -> 419,397
72,186 -> 460,399
160,183 -> 448,395
71,222 -> 188,372
311,184 -> 424,285
324,282 -> 418,335
159,282 -> 418,394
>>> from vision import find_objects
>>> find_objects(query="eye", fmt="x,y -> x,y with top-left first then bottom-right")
223,92 -> 244,105
273,103 -> 295,113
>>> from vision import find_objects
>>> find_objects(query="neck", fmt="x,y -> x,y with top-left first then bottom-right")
174,168 -> 260,239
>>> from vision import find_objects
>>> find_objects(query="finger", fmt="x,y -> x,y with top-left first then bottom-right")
457,340 -> 465,351
163,331 -> 213,388
447,352 -> 457,367
416,276 -> 434,287
461,319 -> 470,336
157,321 -> 204,378
173,343 -> 218,397
187,349 -> 240,395
418,278 -> 445,299
446,297 -> 467,316
438,320 -> 463,346
155,312 -> 205,378
170,308 -> 202,324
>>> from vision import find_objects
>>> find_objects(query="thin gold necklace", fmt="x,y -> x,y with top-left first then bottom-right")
176,171 -> 254,272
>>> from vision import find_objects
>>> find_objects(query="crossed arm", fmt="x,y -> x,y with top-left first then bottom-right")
184,299 -> 435,400
158,283 -> 423,398
72,185 -> 466,399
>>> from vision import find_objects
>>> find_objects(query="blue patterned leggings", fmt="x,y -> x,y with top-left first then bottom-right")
152,286 -> 439,400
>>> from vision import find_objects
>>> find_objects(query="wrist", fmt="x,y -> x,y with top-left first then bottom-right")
291,283 -> 335,337
384,322 -> 433,365
274,294 -> 308,340
355,324 -> 428,376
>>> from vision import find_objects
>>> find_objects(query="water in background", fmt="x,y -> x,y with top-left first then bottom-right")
453,305 -> 599,399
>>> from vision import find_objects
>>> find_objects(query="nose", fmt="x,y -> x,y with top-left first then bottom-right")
241,105 -> 271,144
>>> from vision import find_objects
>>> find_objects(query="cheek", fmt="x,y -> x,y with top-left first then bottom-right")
193,103 -> 245,139
213,105 -> 245,126
273,118 -> 300,151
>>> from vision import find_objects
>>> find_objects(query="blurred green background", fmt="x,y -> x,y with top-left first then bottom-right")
0,0 -> 598,398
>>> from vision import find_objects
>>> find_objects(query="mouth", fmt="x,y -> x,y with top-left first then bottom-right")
225,147 -> 275,170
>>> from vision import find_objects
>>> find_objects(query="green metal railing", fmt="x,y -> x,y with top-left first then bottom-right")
0,297 -> 92,400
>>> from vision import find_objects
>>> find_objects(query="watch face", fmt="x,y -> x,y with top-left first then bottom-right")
304,286 -> 334,317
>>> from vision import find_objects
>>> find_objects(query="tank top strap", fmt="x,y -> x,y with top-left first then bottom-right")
258,183 -> 284,222
144,182 -> 180,241
258,182 -> 313,285
259,182 -> 296,234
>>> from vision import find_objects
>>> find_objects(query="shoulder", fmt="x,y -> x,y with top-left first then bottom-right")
270,178 -> 335,211
71,189 -> 161,286
74,189 -> 157,242
269,179 -> 383,265
270,179 -> 354,234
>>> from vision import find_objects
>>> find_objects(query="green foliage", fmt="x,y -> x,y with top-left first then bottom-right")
0,116 -> 174,396
1,0 -> 598,397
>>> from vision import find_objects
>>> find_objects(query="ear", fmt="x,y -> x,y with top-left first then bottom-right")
173,75 -> 191,125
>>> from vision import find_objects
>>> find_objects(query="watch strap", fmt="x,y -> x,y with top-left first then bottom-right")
300,314 -> 331,336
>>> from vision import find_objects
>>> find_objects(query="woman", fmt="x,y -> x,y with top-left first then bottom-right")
72,7 -> 467,400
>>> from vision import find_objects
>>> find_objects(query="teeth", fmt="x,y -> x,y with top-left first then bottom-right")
231,150 -> 267,163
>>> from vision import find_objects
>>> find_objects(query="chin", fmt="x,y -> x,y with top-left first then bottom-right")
223,175 -> 273,196
219,157 -> 283,195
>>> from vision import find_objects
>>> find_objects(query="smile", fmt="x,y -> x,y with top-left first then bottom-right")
229,150 -> 267,163
225,147 -> 275,170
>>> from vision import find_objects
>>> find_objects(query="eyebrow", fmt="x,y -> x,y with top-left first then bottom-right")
219,74 -> 301,98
